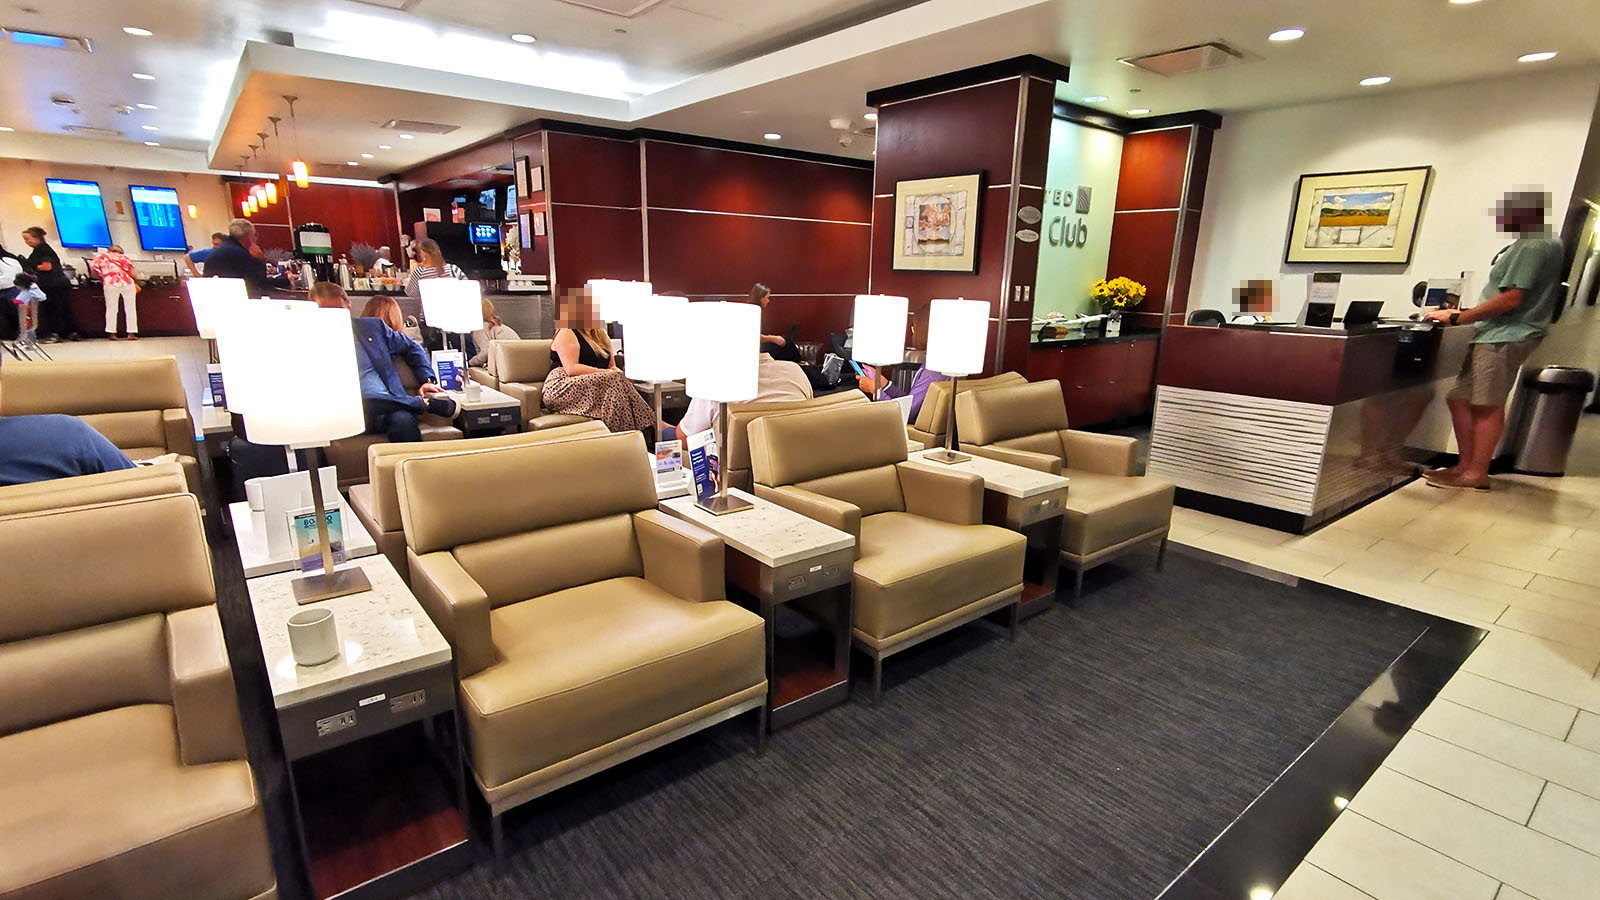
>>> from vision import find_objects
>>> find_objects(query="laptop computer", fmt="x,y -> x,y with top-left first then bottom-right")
1342,300 -> 1385,329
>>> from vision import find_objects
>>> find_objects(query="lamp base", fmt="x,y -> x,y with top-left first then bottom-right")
696,494 -> 754,516
922,449 -> 971,465
292,566 -> 373,605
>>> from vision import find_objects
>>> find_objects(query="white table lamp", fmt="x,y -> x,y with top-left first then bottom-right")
186,277 -> 246,339
685,301 -> 759,514
924,297 -> 992,464
623,294 -> 689,429
587,279 -> 653,324
851,295 -> 909,398
214,298 -> 315,418
219,304 -> 371,603
419,279 -> 483,395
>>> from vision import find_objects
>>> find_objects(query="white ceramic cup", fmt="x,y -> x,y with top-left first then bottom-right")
287,608 -> 339,667
245,477 -> 266,511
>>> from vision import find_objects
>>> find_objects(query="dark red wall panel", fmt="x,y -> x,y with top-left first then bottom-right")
764,295 -> 855,344
549,205 -> 643,290
647,210 -> 868,296
873,78 -> 1023,193
1115,128 -> 1193,211
1017,77 -> 1056,188
547,132 -> 639,208
1106,210 -> 1178,313
284,182 -> 401,259
644,141 -> 871,223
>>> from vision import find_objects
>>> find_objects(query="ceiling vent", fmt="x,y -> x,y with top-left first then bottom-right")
380,118 -> 459,135
63,124 -> 121,138
1119,41 -> 1251,77
550,0 -> 669,17
2,27 -> 94,53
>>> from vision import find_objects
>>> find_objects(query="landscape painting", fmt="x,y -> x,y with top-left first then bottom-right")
893,173 -> 983,272
1285,166 -> 1432,264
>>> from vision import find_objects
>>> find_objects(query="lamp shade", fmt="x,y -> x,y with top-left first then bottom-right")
684,301 -> 759,403
925,298 -> 989,376
228,306 -> 364,446
418,278 -> 483,333
850,294 -> 909,366
623,294 -> 688,382
186,277 -> 246,339
214,299 -> 316,416
588,279 -> 652,323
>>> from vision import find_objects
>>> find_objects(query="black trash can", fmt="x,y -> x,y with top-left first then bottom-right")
1510,366 -> 1596,476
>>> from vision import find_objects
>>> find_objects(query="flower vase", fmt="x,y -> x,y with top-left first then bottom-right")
1106,311 -> 1122,337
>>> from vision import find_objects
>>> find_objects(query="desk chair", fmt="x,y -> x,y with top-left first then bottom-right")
1186,309 -> 1226,327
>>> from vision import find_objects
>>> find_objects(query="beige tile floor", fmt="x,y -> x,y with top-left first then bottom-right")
1178,416 -> 1600,900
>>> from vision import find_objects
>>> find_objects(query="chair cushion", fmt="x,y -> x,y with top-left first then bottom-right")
853,512 -> 1025,643
1060,470 -> 1175,558
461,577 -> 764,789
529,412 -> 591,431
119,446 -> 173,462
0,705 -> 273,900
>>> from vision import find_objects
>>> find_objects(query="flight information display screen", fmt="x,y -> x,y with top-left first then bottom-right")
129,184 -> 188,252
44,178 -> 113,248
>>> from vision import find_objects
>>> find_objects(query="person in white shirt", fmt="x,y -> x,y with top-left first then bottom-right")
671,352 -> 812,439
370,245 -> 397,276
468,297 -> 519,368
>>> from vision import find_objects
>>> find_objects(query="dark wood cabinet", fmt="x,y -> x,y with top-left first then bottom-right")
1024,335 -> 1159,427
66,284 -> 199,337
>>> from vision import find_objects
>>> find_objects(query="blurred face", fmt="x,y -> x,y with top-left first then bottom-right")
557,287 -> 602,328
212,235 -> 224,248
21,233 -> 40,248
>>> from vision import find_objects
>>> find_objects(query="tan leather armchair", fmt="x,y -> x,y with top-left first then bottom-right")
392,431 -> 766,851
480,340 -> 591,432
0,461 -> 188,518
323,353 -> 464,487
906,370 -> 1027,449
0,493 -> 275,900
0,357 -> 201,497
723,390 -> 868,491
956,379 -> 1174,596
747,402 -> 1026,703
348,421 -> 608,582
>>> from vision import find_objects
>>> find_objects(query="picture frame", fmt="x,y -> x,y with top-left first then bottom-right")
892,173 -> 984,273
514,156 -> 531,199
529,165 -> 545,194
1284,166 -> 1432,265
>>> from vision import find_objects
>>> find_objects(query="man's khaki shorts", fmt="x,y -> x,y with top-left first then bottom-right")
1447,339 -> 1540,407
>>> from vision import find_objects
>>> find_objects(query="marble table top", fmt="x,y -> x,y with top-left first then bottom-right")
199,405 -> 233,436
904,448 -> 1070,499
659,487 -> 855,568
229,500 -> 379,579
447,384 -> 517,411
250,555 -> 452,710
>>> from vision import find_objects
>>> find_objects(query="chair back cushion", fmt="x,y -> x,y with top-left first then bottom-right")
367,421 -> 608,531
725,391 -> 866,474
958,379 -> 1070,446
913,371 -> 1027,436
396,430 -> 654,554
454,514 -> 642,608
0,494 -> 212,736
0,462 -> 188,518
493,339 -> 555,385
797,466 -> 904,518
0,357 -> 188,417
78,410 -> 165,450
748,401 -> 908,486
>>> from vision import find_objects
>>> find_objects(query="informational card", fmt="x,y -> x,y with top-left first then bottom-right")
289,506 -> 346,574
207,363 -> 226,408
431,349 -> 464,391
1308,272 -> 1342,305
655,439 -> 683,480
686,429 -> 720,504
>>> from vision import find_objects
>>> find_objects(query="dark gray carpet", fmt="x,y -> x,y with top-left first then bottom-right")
399,553 -> 1434,900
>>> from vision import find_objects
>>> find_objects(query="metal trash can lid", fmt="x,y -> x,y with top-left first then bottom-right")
1521,365 -> 1596,393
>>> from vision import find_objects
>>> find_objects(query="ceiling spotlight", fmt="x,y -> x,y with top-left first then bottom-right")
763,132 -> 781,140
0,126 -> 13,132
1359,76 -> 1392,86
122,26 -> 152,36
143,141 -> 159,146
863,111 -> 878,121
510,33 -> 536,43
1518,51 -> 1557,63
398,133 -> 414,139
141,124 -> 158,131
360,152 -> 374,158
132,72 -> 155,80
1268,28 -> 1305,42
378,144 -> 391,150
135,102 -> 157,110
1082,95 -> 1108,103
1128,108 -> 1151,115
347,160 -> 358,166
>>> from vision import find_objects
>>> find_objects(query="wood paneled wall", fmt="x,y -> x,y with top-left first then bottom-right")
1106,126 -> 1214,330
227,178 -> 401,259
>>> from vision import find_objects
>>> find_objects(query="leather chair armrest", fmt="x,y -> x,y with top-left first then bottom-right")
634,509 -> 725,603
906,425 -> 937,449
961,444 -> 1064,475
408,549 -> 495,677
468,367 -> 497,390
167,606 -> 247,766
754,484 -> 861,547
1060,429 -> 1138,476
896,462 -> 983,526
498,381 -> 542,423
162,407 -> 195,456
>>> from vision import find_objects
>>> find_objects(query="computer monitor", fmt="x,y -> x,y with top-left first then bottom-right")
1342,300 -> 1385,329
1300,300 -> 1335,328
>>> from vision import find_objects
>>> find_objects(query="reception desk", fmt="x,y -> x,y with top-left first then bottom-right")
1147,323 -> 1472,532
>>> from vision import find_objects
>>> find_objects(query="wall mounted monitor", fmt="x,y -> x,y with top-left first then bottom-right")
44,178 -> 112,248
469,222 -> 500,245
128,184 -> 188,252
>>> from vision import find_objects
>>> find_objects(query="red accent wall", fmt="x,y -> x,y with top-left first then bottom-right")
544,132 -> 643,292
226,178 -> 400,259
1106,126 -> 1214,330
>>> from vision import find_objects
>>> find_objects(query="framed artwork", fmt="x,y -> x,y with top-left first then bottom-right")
892,173 -> 984,273
1284,166 -> 1432,264
514,156 -> 531,198
529,165 -> 545,194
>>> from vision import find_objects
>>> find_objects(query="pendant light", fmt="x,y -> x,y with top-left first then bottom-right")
241,199 -> 251,217
265,180 -> 277,204
285,95 -> 308,188
248,194 -> 259,214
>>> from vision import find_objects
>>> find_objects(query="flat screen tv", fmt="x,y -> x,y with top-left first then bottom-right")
44,178 -> 112,248
129,184 -> 188,252
469,222 -> 500,245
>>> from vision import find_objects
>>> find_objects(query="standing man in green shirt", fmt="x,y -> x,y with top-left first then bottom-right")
1423,190 -> 1564,490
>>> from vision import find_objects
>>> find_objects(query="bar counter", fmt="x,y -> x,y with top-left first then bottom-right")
1146,323 -> 1473,532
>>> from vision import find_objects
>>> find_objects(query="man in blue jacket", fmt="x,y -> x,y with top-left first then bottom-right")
310,282 -> 456,442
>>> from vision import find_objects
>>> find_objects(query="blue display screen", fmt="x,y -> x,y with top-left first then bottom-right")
44,179 -> 112,248
129,184 -> 188,252
469,223 -> 499,245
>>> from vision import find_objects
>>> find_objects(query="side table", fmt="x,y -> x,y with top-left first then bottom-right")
228,500 -> 380,579
248,555 -> 472,899
447,386 -> 521,438
905,448 -> 1070,617
660,487 -> 857,730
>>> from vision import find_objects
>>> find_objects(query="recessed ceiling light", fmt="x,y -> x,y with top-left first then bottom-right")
1518,51 -> 1557,63
141,124 -> 158,131
1082,95 -> 1108,103
131,72 -> 154,80
122,26 -> 152,36
398,133 -> 414,139
377,144 -> 391,150
763,132 -> 781,140
1268,27 -> 1305,41
360,152 -> 374,158
863,111 -> 878,121
1359,76 -> 1392,86
1128,108 -> 1151,115
510,33 -> 536,43
347,161 -> 359,166
135,102 -> 156,110
143,141 -> 159,146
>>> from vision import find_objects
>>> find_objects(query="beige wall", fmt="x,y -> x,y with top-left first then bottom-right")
0,158 -> 233,269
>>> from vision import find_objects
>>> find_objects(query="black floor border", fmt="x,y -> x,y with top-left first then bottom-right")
1154,548 -> 1486,900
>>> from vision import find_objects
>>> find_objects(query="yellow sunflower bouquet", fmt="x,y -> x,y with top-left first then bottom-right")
1091,276 -> 1146,314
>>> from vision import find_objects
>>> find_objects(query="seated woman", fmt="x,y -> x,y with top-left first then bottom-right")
468,297 -> 519,368
361,294 -> 423,343
543,286 -> 654,435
